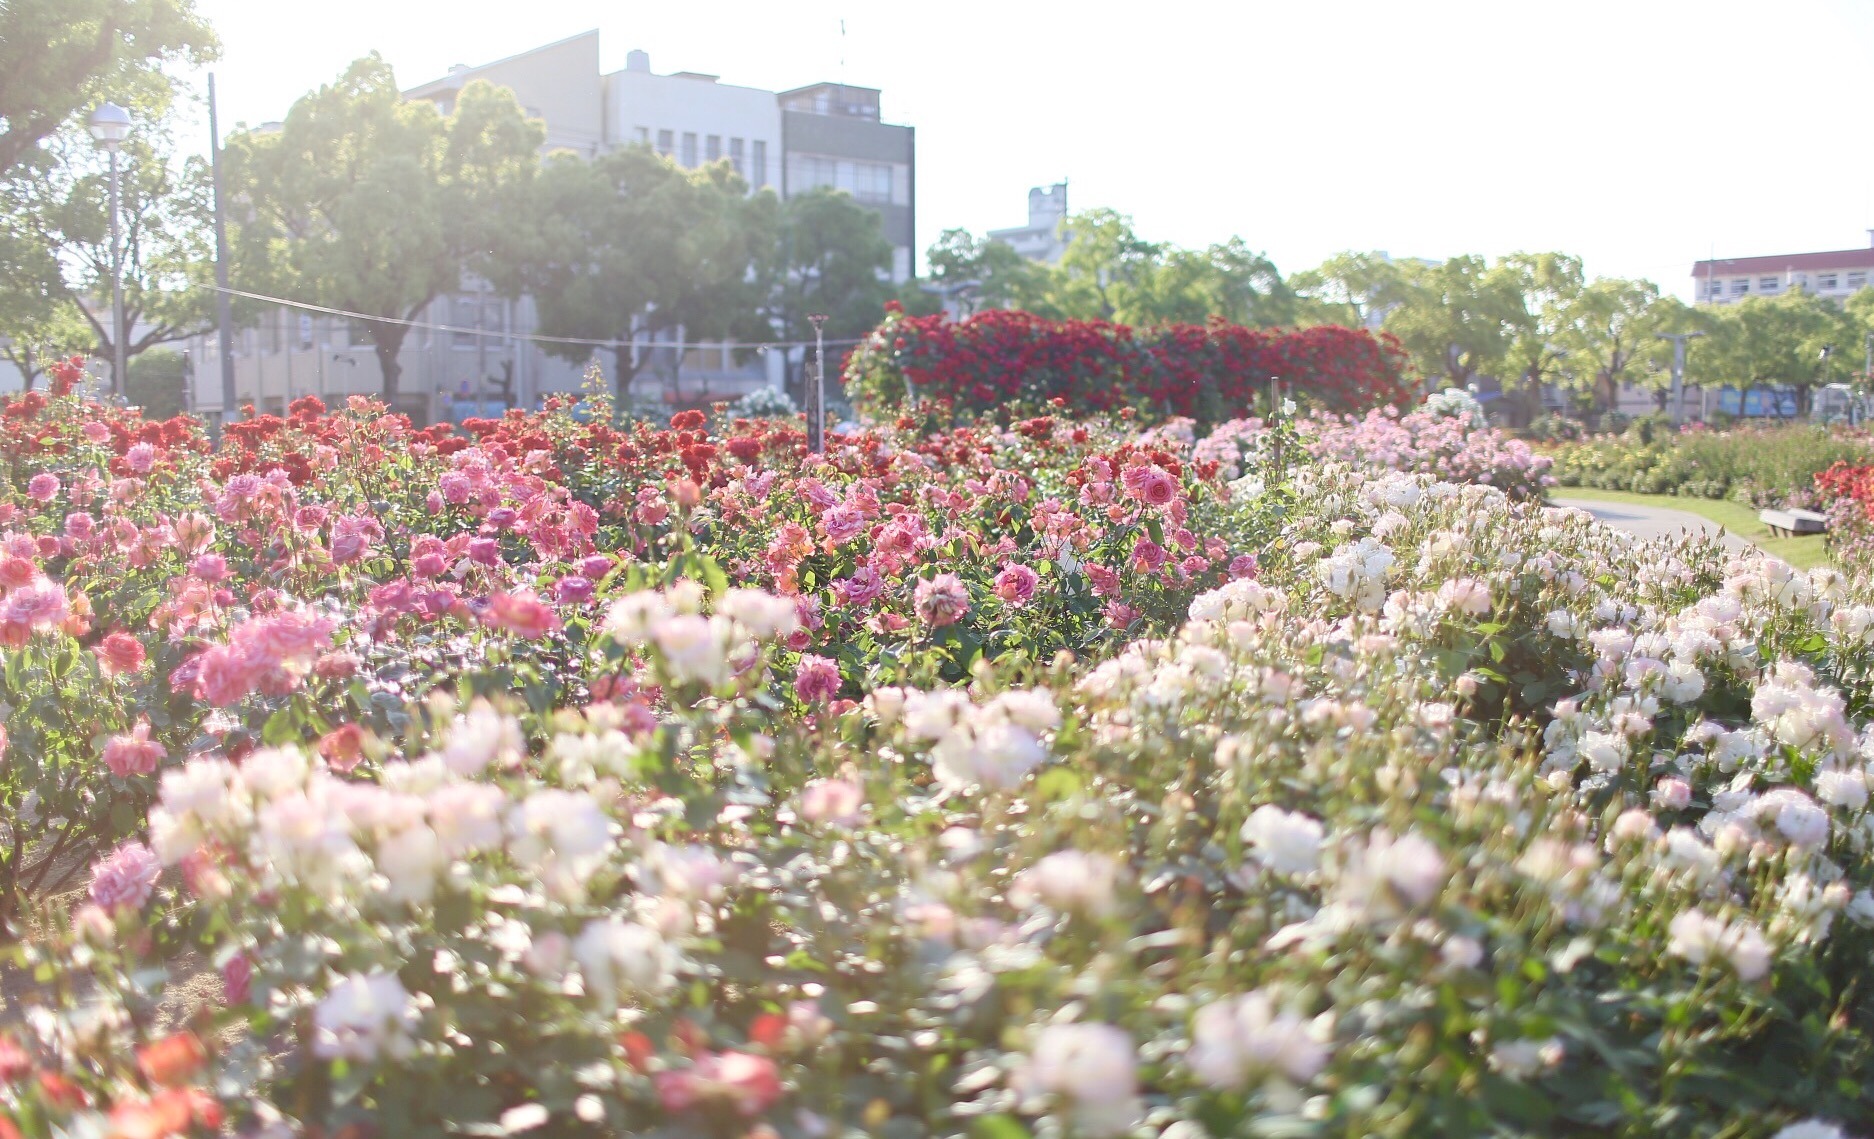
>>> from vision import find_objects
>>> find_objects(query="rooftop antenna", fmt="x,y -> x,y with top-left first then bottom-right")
839,18 -> 846,84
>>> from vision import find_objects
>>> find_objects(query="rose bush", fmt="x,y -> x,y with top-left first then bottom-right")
1,379 -> 1871,1139
842,306 -> 1414,426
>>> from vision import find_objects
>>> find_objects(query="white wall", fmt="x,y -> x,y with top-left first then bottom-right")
605,67 -> 781,187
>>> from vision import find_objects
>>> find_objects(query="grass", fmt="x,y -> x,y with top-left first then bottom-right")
1549,486 -> 1830,570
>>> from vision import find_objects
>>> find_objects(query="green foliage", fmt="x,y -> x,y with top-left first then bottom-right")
925,210 -> 1294,329
224,56 -> 543,405
0,0 -> 217,179
530,146 -> 776,398
125,347 -> 187,418
1544,421 -> 1869,506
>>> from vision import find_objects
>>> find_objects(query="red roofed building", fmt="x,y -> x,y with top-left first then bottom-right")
1692,233 -> 1874,305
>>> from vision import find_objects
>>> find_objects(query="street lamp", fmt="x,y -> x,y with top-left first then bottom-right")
87,101 -> 132,399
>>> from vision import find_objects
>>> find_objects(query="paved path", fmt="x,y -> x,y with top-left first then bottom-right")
1551,497 -> 1755,556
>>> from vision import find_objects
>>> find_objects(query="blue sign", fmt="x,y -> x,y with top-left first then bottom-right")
1714,387 -> 1798,418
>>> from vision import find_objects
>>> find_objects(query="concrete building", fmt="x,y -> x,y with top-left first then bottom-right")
188,31 -> 916,424
988,183 -> 1069,264
1691,233 -> 1874,306
404,30 -> 604,158
779,83 -> 916,282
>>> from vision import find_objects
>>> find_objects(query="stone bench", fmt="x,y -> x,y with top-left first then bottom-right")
1759,508 -> 1829,537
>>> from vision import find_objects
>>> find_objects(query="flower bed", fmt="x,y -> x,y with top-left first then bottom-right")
0,383 -> 1871,1139
842,306 -> 1414,425
1545,422 -> 1871,507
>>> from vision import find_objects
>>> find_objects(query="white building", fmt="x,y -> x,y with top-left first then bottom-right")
606,49 -> 780,192
1692,232 -> 1874,306
189,30 -> 917,425
988,183 -> 1069,264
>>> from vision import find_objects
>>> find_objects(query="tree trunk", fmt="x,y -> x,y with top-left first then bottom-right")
370,325 -> 406,411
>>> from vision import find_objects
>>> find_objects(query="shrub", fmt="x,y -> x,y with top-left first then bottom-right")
1545,422 -> 1871,506
842,306 -> 1414,425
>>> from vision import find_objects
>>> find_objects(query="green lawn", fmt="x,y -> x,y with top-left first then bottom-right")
1549,486 -> 1830,570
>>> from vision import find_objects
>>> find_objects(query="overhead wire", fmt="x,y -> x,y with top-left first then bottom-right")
203,284 -> 870,352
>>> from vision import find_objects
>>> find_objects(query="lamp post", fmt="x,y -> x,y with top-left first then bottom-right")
807,313 -> 828,454
1655,331 -> 1706,426
87,102 -> 132,399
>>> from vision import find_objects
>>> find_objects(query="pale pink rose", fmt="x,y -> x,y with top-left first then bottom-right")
103,721 -> 166,778
794,654 -> 842,703
913,574 -> 970,628
89,842 -> 160,912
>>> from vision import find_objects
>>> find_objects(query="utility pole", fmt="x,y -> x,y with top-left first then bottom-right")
807,313 -> 828,453
208,73 -> 238,439
1656,331 -> 1705,426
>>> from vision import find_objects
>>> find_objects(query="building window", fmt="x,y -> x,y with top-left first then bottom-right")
681,132 -> 698,166
635,126 -> 650,146
729,137 -> 745,177
1730,279 -> 1748,295
1851,272 -> 1867,289
706,134 -> 721,162
656,129 -> 673,156
1819,273 -> 1839,289
798,155 -> 838,190
1705,278 -> 1723,296
1759,277 -> 1779,291
751,140 -> 767,187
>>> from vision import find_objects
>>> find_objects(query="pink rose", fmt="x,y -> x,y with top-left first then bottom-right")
89,842 -> 160,913
481,590 -> 562,639
913,573 -> 970,628
794,654 -> 842,703
992,563 -> 1040,606
102,721 -> 165,778
26,473 -> 59,503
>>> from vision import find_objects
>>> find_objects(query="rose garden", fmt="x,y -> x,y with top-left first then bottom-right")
0,311 -> 1871,1139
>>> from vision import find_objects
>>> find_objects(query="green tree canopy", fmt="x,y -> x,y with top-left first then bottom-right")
1381,255 -> 1522,390
1491,252 -> 1584,415
0,0 -> 216,178
1703,290 -> 1856,413
224,55 -> 542,407
764,186 -> 894,394
530,145 -> 775,402
3,117 -> 217,369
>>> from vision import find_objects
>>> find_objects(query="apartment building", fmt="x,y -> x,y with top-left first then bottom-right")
779,83 -> 916,282
189,30 -> 915,423
1691,233 -> 1874,305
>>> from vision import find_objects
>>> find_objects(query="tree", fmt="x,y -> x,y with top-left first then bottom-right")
1552,278 -> 1674,412
530,147 -> 774,405
0,0 -> 215,179
924,227 -> 1050,315
225,56 -> 542,408
1703,291 -> 1855,416
764,187 -> 893,395
1152,238 -> 1295,328
1288,252 -> 1408,329
1382,255 -> 1522,390
3,116 -> 217,371
1492,252 -> 1584,422
1040,208 -> 1162,322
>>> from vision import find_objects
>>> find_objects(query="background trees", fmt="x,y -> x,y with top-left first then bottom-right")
0,0 -> 215,178
224,56 -> 543,408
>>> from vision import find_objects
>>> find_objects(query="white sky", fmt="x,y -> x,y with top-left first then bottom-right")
171,0 -> 1874,300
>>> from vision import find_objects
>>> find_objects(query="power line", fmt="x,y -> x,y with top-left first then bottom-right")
203,284 -> 866,352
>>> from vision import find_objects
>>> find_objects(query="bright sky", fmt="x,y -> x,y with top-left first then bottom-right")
172,0 -> 1874,300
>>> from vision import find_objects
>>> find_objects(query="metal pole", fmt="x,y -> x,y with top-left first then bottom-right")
108,147 -> 125,398
808,313 -> 828,453
1656,331 -> 1705,426
209,73 -> 238,439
